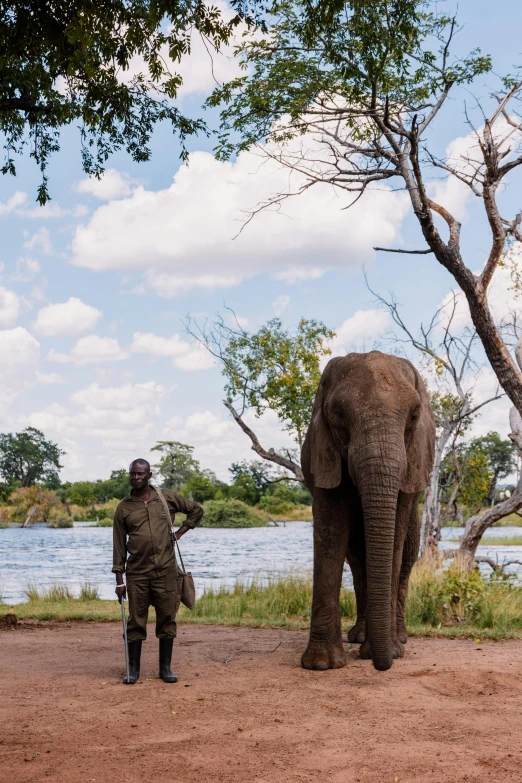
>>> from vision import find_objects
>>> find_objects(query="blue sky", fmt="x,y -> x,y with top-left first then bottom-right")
0,0 -> 521,482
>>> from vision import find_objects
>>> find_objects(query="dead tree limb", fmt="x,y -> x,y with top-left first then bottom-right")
224,401 -> 304,482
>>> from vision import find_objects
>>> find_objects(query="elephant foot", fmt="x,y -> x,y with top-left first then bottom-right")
396,618 -> 408,645
301,639 -> 348,671
347,618 -> 366,644
359,636 -> 405,661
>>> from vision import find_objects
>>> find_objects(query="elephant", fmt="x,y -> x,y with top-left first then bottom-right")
301,350 -> 435,672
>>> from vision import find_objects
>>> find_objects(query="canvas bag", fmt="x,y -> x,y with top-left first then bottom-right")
155,486 -> 196,611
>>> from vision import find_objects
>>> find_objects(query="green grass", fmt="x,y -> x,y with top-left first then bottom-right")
78,582 -> 100,601
22,581 -> 75,602
3,561 -> 522,639
448,536 -> 522,546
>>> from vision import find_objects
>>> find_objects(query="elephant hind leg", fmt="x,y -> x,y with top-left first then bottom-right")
346,493 -> 366,644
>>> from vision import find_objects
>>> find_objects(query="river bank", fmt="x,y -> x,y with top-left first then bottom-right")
2,623 -> 522,783
4,560 -> 522,639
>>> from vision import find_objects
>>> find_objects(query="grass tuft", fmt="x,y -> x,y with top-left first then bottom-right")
23,581 -> 75,602
78,582 -> 100,601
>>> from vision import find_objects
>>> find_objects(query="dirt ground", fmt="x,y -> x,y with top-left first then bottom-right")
1,623 -> 522,783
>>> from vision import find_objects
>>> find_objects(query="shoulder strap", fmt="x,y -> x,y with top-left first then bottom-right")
154,486 -> 187,573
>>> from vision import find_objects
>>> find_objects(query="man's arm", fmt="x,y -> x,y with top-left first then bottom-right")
169,492 -> 203,540
112,507 -> 127,603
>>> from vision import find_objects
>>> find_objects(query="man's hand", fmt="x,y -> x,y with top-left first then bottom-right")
115,583 -> 127,603
174,523 -> 190,541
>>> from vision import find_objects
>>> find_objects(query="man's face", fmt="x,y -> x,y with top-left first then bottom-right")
129,462 -> 151,490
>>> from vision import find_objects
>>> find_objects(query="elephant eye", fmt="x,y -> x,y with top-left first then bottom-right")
411,409 -> 420,421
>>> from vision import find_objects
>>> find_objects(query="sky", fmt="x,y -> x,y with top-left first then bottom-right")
0,0 -> 521,483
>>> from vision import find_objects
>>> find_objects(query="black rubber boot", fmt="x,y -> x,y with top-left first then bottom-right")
123,640 -> 142,684
159,638 -> 178,683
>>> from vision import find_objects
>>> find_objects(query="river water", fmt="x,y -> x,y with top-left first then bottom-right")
1,522 -> 521,604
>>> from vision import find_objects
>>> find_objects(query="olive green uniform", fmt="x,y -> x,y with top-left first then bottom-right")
112,487 -> 202,642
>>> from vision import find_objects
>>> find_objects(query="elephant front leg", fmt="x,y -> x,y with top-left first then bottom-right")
302,492 -> 350,671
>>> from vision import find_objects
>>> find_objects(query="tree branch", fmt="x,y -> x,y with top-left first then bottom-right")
224,401 -> 304,482
373,246 -> 433,254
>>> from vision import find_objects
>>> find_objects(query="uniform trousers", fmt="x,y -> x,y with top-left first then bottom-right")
126,569 -> 181,641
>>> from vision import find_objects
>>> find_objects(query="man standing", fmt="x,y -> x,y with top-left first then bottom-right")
113,458 -> 203,684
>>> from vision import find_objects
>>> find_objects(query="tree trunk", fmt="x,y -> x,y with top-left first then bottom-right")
420,422 -> 454,554
459,472 -> 522,560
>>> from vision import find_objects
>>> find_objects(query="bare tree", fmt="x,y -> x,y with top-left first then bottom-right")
371,288 -> 502,552
214,8 -> 522,421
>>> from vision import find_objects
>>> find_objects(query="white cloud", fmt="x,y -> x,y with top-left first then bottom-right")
163,407 -> 295,479
71,147 -> 409,296
36,372 -> 64,384
273,266 -> 325,284
0,287 -> 20,327
71,381 -> 165,411
142,271 -> 241,299
23,227 -> 53,255
22,381 -> 169,479
48,335 -> 129,365
33,297 -> 102,337
13,257 -> 41,282
75,169 -> 140,201
131,331 -> 215,371
272,294 -> 291,316
0,191 -> 27,215
0,328 -> 41,405
327,309 -> 391,360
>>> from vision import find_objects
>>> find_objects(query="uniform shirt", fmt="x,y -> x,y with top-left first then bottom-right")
112,486 -> 203,578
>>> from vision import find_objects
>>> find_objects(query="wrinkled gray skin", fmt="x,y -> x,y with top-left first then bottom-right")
301,351 -> 435,672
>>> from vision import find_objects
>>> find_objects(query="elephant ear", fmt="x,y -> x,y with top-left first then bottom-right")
310,360 -> 342,489
400,362 -> 436,493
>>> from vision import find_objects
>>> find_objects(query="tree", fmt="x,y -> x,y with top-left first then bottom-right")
95,469 -> 132,501
229,459 -> 281,492
151,440 -> 201,490
190,314 -> 334,480
0,0 -> 257,203
0,427 -> 64,487
469,432 -> 516,505
210,1 -> 522,423
440,441 -> 492,517
229,474 -> 260,505
184,471 -> 224,503
66,481 -> 97,507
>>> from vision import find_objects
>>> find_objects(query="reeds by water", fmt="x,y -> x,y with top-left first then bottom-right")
4,558 -> 522,638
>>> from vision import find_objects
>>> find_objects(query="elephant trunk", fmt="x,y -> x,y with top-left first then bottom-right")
352,437 -> 403,671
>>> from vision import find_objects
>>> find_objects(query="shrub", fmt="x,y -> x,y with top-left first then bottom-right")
95,498 -> 121,520
47,506 -> 73,528
0,506 -> 9,528
202,499 -> 267,527
8,486 -> 58,525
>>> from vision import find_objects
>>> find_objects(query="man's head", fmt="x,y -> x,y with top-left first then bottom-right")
129,458 -> 152,491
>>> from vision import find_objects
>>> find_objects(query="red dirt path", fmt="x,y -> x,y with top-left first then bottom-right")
1,623 -> 522,782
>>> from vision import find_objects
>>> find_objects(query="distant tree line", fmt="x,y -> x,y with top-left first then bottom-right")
0,429 -> 312,527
